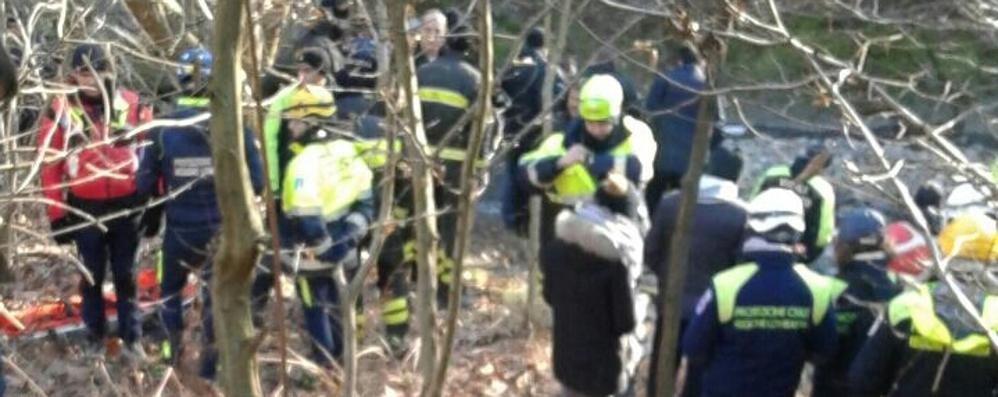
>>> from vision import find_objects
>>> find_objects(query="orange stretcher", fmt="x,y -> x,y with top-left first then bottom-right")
0,268 -> 197,340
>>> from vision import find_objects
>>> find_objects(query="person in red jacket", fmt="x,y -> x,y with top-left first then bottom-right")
37,44 -> 152,359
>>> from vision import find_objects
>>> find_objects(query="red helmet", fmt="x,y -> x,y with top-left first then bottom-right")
885,221 -> 931,276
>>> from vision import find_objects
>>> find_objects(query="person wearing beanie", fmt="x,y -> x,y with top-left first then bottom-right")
334,36 -> 379,119
260,45 -> 337,198
542,173 -> 648,396
644,158 -> 748,396
752,143 -> 836,263
319,0 -> 351,20
680,188 -> 838,397
914,180 -> 944,234
259,6 -> 344,98
706,129 -> 744,184
644,43 -> 708,209
498,25 -> 566,234
811,207 -> 900,397
37,43 -> 153,360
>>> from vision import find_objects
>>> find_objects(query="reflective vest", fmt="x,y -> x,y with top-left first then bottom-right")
889,286 -> 998,357
175,96 -> 210,108
712,263 -> 837,329
282,139 -> 373,221
752,165 -> 836,249
264,85 -> 301,192
418,86 -> 470,110
57,92 -> 134,140
519,116 -> 656,204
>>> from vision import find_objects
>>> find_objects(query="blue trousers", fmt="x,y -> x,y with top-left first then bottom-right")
74,215 -> 140,343
296,273 -> 344,365
158,225 -> 217,379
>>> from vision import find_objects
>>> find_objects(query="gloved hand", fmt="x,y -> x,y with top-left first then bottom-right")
318,219 -> 362,265
49,215 -> 79,245
586,153 -> 616,179
319,240 -> 351,265
138,205 -> 164,238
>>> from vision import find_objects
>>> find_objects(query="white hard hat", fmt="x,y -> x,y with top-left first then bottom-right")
747,188 -> 806,234
942,182 -> 994,224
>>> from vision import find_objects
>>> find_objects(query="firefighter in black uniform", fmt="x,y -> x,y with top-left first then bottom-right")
376,29 -> 481,353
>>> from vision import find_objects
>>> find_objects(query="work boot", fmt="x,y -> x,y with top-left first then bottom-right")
198,348 -> 218,380
436,282 -> 450,309
385,324 -> 409,358
82,334 -> 105,358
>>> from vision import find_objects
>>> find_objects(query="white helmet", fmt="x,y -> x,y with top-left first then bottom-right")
942,182 -> 994,225
747,188 -> 806,244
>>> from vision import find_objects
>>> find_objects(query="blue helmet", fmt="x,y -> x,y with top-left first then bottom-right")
175,47 -> 212,84
835,207 -> 886,251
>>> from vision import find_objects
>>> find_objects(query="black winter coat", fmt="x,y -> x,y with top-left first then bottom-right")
542,235 -> 636,396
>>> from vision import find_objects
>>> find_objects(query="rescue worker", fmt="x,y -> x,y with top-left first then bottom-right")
645,160 -> 747,397
811,207 -> 900,397
681,188 -> 838,397
849,213 -> 998,396
38,44 -> 153,358
542,173 -> 645,397
414,9 -> 448,68
644,44 -> 708,209
334,37 -> 378,119
136,48 -> 263,378
280,85 -> 374,365
405,25 -> 481,307
499,27 -> 565,234
252,48 -> 339,314
752,144 -> 836,262
260,3 -> 345,98
915,181 -> 945,235
519,74 -> 656,245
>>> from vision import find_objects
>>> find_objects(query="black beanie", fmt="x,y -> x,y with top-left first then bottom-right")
526,27 -> 545,49
71,44 -> 112,72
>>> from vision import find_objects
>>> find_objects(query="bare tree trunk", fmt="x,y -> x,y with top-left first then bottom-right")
426,0 -> 494,395
333,265 -> 356,397
260,0 -> 292,68
525,0 -> 574,333
123,0 -> 191,54
525,195 -> 541,331
387,1 -> 439,385
0,33 -> 19,282
209,0 -> 264,395
336,2 -> 401,395
240,0 -> 290,391
653,63 -> 715,397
